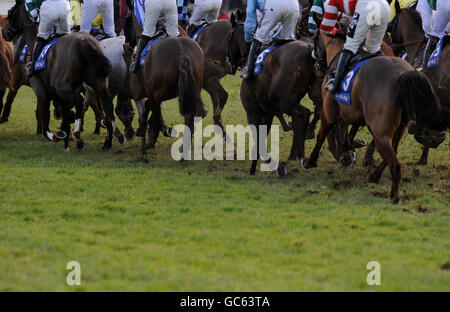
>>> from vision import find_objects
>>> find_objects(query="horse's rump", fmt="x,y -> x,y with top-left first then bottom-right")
43,33 -> 111,91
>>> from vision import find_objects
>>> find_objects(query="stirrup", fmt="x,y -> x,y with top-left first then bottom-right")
325,78 -> 336,92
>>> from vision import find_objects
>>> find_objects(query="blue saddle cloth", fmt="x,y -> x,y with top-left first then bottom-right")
19,45 -> 29,64
140,38 -> 163,67
334,58 -> 372,105
191,26 -> 207,41
254,46 -> 279,76
35,38 -> 59,71
427,37 -> 444,69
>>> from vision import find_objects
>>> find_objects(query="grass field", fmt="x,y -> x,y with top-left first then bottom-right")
0,75 -> 449,291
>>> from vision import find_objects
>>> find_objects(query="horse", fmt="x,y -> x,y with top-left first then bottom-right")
0,25 -> 14,120
227,18 -> 321,175
129,36 -> 207,155
301,31 -> 450,203
84,35 -> 135,141
389,0 -> 450,165
4,0 -> 119,152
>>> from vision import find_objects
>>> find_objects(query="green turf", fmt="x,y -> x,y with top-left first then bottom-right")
0,75 -> 448,291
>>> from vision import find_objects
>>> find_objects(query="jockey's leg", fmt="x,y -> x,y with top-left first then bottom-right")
187,3 -> 205,36
417,0 -> 433,36
56,2 -> 71,36
364,0 -> 390,54
80,0 -> 99,34
278,0 -> 299,40
101,0 -> 117,38
241,0 -> 281,80
203,0 -> 222,24
164,1 -> 180,37
129,35 -> 150,73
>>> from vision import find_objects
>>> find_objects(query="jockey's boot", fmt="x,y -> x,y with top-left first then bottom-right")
240,39 -> 262,80
129,35 -> 151,73
418,36 -> 438,71
325,49 -> 353,94
26,37 -> 45,78
186,24 -> 198,38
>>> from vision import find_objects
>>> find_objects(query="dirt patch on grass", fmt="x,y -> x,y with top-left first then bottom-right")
415,205 -> 429,214
440,262 -> 450,270
371,191 -> 389,199
332,180 -> 354,190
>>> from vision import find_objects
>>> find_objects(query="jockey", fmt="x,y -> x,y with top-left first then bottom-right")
25,0 -> 71,78
81,0 -> 117,38
241,0 -> 300,80
187,0 -> 223,37
308,0 -> 330,35
129,0 -> 180,73
178,0 -> 193,27
320,0 -> 391,94
417,0 -> 450,71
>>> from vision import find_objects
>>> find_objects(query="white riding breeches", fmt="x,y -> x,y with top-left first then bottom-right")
38,0 -> 71,40
254,0 -> 299,43
189,0 -> 223,26
81,0 -> 117,38
143,0 -> 180,38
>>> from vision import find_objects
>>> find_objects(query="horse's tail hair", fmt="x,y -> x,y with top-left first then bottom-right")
177,55 -> 206,117
397,70 -> 449,132
0,37 -> 12,89
81,38 -> 112,79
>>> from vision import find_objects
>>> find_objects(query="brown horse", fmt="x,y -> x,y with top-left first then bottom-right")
389,0 -> 450,165
0,26 -> 14,119
130,37 -> 207,155
4,0 -> 118,151
301,32 -> 449,203
227,20 -> 319,175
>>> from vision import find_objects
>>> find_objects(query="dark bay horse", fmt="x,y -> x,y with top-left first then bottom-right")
227,21 -> 319,175
0,28 -> 13,118
4,0 -> 117,151
130,37 -> 207,155
302,32 -> 450,203
390,0 -> 450,165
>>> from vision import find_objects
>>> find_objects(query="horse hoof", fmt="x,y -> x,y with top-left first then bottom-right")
117,134 -> 127,146
100,119 -> 107,129
363,157 -> 374,167
305,131 -> 315,140
367,173 -> 380,184
136,127 -> 145,137
300,158 -> 312,172
352,139 -> 367,149
340,151 -> 357,169
125,129 -> 135,141
416,160 -> 427,166
275,165 -> 287,178
0,117 -> 8,124
55,131 -> 67,141
65,147 -> 70,153
162,127 -> 175,138
391,196 -> 400,205
76,141 -> 85,152
102,141 -> 112,150
288,154 -> 297,161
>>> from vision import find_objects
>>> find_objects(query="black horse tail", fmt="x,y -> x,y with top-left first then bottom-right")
81,38 -> 112,79
177,55 -> 206,117
397,70 -> 450,132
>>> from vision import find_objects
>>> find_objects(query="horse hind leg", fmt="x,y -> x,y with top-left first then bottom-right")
288,105 -> 311,161
0,89 -> 5,118
0,88 -> 18,123
203,78 -> 229,140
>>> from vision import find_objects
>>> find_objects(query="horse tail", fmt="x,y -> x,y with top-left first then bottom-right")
177,54 -> 206,117
0,38 -> 12,89
397,70 -> 450,131
81,38 -> 112,79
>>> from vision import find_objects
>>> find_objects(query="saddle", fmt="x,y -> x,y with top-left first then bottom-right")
328,49 -> 382,73
190,21 -> 209,41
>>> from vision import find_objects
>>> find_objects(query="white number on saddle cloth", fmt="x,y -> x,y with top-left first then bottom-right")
342,70 -> 355,92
